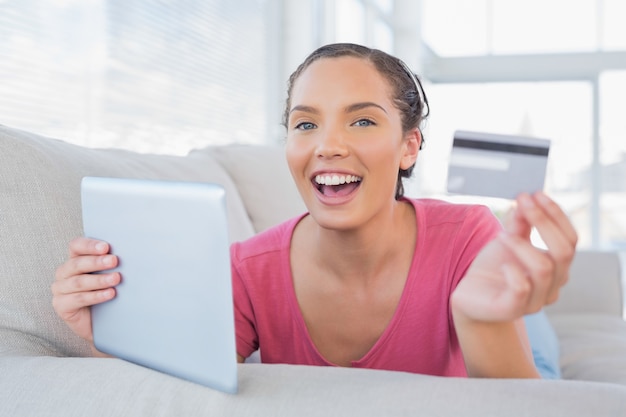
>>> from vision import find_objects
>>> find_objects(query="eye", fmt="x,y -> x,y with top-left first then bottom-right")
353,118 -> 375,127
295,122 -> 317,131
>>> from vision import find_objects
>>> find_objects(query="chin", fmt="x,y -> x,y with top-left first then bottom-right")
306,206 -> 363,232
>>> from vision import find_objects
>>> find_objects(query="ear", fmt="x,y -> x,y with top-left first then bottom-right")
400,128 -> 421,170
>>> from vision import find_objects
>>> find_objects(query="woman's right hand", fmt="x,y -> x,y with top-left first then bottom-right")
51,237 -> 120,347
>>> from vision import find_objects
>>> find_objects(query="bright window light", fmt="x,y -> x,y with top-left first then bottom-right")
422,0 -> 626,55
0,0 -> 269,154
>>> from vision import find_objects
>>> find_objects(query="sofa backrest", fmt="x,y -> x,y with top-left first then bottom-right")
545,250 -> 623,317
0,125 -> 255,357
204,145 -> 307,234
2,123 -> 622,361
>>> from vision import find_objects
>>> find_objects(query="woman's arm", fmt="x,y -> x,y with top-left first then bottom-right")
453,311 -> 539,378
451,192 -> 577,378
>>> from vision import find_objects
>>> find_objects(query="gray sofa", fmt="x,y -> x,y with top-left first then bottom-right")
1,124 -> 626,416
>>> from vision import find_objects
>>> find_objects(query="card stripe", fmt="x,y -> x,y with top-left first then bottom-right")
453,138 -> 549,156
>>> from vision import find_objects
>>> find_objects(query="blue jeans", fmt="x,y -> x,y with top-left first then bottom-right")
524,310 -> 561,379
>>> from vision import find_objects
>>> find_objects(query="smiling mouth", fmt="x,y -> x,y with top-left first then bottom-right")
313,174 -> 362,197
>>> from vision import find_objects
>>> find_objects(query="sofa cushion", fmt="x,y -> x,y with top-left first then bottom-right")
2,357 -> 626,417
549,313 -> 626,385
0,125 -> 255,358
205,145 -> 307,233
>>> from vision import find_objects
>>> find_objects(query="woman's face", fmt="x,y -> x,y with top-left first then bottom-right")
285,56 -> 419,231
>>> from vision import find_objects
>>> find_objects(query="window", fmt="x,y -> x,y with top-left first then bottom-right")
333,0 -> 394,53
335,0 -> 366,45
422,0 -> 625,56
421,0 -> 489,56
419,0 -> 626,252
490,0 -> 597,54
406,81 -> 594,245
600,71 -> 626,249
602,0 -> 626,50
0,0 -> 269,154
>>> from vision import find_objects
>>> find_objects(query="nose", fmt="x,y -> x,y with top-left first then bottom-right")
316,124 -> 348,159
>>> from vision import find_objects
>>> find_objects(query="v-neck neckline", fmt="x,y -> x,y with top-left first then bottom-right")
283,199 -> 424,367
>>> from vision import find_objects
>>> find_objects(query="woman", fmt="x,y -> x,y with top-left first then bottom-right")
52,43 -> 577,378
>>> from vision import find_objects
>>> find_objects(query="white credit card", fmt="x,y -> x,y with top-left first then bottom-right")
446,130 -> 550,200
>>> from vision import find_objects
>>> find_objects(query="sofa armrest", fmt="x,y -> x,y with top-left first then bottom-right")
546,250 -> 623,317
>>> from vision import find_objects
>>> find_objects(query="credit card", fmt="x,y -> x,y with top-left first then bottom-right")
446,130 -> 550,200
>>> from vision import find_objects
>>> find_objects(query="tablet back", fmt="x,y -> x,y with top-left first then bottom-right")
81,176 -> 237,394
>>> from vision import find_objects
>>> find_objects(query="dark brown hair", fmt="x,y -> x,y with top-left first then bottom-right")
282,43 -> 430,199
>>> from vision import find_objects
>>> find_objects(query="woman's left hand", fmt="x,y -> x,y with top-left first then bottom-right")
451,191 -> 578,323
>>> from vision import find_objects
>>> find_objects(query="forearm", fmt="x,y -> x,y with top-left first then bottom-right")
453,310 -> 540,379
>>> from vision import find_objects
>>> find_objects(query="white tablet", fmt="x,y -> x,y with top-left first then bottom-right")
81,176 -> 238,394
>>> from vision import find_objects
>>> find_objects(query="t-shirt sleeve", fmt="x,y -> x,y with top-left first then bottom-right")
230,242 -> 259,359
450,205 -> 503,290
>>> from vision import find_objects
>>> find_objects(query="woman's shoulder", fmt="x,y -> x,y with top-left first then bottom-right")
406,197 -> 502,256
406,197 -> 494,221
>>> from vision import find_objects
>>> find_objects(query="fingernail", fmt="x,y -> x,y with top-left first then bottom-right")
101,288 -> 114,299
105,274 -> 116,285
95,242 -> 107,252
102,255 -> 115,266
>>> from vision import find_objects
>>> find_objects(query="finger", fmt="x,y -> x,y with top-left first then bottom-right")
51,272 -> 121,296
517,193 -> 577,301
69,237 -> 110,258
499,233 -> 559,307
532,192 -> 578,246
55,253 -> 118,282
52,287 -> 116,318
502,201 -> 531,239
516,193 -> 576,265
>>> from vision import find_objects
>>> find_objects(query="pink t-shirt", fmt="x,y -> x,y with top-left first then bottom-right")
231,198 -> 502,376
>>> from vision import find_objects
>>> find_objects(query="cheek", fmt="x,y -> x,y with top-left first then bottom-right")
362,138 -> 406,185
285,137 -> 311,180
362,134 -> 403,165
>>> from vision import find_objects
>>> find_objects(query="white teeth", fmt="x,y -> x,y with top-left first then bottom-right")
315,174 -> 362,186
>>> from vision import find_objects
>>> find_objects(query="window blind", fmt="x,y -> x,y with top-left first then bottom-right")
0,0 -> 268,154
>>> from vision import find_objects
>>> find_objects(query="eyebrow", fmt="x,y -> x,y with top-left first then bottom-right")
289,105 -> 319,115
345,102 -> 388,114
290,102 -> 388,115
